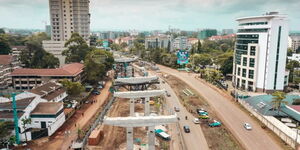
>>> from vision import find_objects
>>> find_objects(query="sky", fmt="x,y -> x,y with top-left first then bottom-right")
0,0 -> 299,31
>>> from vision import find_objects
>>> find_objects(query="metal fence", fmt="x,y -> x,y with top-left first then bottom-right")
239,99 -> 299,148
82,96 -> 116,149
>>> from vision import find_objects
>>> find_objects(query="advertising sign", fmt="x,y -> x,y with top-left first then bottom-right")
177,50 -> 189,65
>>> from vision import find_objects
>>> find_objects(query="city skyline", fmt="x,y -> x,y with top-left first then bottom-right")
0,0 -> 300,31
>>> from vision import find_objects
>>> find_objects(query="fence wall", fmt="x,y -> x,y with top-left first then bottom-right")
239,99 -> 299,148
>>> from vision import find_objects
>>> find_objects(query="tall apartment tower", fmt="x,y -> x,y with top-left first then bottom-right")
232,12 -> 289,93
43,0 -> 90,66
49,0 -> 90,41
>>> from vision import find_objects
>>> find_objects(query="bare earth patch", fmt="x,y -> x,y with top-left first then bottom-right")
164,74 -> 244,150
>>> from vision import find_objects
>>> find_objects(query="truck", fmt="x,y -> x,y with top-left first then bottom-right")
155,129 -> 171,141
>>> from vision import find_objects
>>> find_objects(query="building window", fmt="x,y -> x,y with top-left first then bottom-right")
249,70 -> 254,79
34,121 -> 39,124
242,69 -> 246,77
249,58 -> 255,67
243,58 -> 247,66
241,79 -> 246,90
248,81 -> 253,91
250,46 -> 256,56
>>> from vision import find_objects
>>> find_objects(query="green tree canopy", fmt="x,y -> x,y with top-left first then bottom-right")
63,33 -> 91,63
0,121 -> 13,139
20,41 -> 59,68
0,34 -> 11,54
60,79 -> 84,96
271,91 -> 288,114
192,53 -> 212,67
286,60 -> 300,82
84,49 -> 114,83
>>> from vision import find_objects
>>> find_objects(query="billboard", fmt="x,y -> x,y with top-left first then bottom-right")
177,50 -> 189,65
102,40 -> 109,48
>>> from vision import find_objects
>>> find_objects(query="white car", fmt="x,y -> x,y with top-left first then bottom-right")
193,118 -> 200,124
244,123 -> 252,130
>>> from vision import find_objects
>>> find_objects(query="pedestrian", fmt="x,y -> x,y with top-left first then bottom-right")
75,123 -> 76,127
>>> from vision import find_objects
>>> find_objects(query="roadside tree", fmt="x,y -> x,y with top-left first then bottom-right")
63,33 -> 91,63
271,91 -> 288,115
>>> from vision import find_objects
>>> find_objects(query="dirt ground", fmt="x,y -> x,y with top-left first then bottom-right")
164,74 -> 243,150
18,81 -> 112,150
96,97 -> 149,150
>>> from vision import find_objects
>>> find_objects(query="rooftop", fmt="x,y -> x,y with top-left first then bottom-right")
29,82 -> 66,101
31,102 -> 63,115
0,97 -> 35,111
0,55 -> 13,65
243,95 -> 300,121
236,12 -> 287,21
0,111 -> 24,119
10,63 -> 84,76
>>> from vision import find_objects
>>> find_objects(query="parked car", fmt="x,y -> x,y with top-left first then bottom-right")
209,120 -> 221,127
183,126 -> 190,133
85,100 -> 90,104
174,107 -> 180,112
198,110 -> 208,116
166,91 -> 171,97
244,123 -> 252,130
199,115 -> 209,119
193,118 -> 200,124
92,90 -> 100,95
196,108 -> 207,114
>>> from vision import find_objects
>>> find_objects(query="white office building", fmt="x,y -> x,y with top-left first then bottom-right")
43,0 -> 90,65
288,34 -> 300,52
173,36 -> 189,50
233,12 -> 289,93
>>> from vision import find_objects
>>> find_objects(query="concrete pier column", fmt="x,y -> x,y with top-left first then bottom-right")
130,98 -> 135,116
127,127 -> 134,150
148,126 -> 155,150
145,97 -> 150,116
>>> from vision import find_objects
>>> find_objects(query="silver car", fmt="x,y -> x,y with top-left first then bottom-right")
244,123 -> 252,130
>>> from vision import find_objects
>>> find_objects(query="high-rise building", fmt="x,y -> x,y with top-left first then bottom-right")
197,29 -> 217,40
43,0 -> 90,66
48,0 -> 90,41
232,12 -> 289,93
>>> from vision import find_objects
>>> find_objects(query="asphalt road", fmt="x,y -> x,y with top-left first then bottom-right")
157,65 -> 283,150
157,75 -> 210,150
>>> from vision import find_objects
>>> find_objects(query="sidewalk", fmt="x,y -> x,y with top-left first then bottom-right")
33,81 -> 112,150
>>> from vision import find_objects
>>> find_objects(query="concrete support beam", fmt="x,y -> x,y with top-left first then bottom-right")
148,126 -> 155,150
130,98 -> 135,117
115,76 -> 159,84
114,90 -> 165,99
127,127 -> 133,150
145,97 -> 150,116
103,115 -> 178,127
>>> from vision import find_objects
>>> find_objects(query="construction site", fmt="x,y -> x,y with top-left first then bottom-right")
84,57 -> 178,150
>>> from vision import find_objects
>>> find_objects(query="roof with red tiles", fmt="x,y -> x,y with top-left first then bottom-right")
0,55 -> 13,65
10,63 -> 84,76
289,105 -> 300,113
